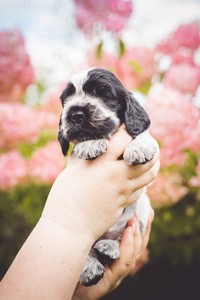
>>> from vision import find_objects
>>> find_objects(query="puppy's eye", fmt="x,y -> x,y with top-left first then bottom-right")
60,82 -> 76,104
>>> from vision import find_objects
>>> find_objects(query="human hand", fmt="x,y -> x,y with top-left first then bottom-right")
42,126 -> 159,242
72,212 -> 154,300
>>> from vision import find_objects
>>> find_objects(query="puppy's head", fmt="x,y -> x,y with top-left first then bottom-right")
58,67 -> 150,156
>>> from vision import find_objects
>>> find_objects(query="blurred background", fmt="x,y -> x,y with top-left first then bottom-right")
0,1 -> 200,299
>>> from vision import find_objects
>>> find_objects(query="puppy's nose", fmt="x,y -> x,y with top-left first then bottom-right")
70,110 -> 86,123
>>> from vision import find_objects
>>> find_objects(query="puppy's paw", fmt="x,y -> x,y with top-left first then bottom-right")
94,240 -> 120,264
80,260 -> 105,286
123,133 -> 158,165
74,139 -> 108,160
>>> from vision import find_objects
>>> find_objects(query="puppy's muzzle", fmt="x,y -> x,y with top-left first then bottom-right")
69,110 -> 86,124
67,106 -> 88,125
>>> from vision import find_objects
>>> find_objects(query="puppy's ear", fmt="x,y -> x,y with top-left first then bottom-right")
58,115 -> 69,156
125,94 -> 150,138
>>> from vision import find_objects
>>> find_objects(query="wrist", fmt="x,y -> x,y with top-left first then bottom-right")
42,201 -> 96,248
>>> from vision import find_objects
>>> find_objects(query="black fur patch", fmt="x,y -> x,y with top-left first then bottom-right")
60,82 -> 76,106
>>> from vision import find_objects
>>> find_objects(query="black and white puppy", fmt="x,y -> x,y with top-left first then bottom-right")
58,67 -> 158,286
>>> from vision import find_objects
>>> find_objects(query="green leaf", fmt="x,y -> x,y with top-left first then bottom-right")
118,39 -> 126,57
18,131 -> 56,158
96,41 -> 103,60
136,81 -> 152,95
129,60 -> 143,74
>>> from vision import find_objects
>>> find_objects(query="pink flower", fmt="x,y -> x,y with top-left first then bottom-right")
156,22 -> 200,55
36,110 -> 59,133
0,29 -> 35,102
36,85 -> 63,132
170,51 -> 195,66
75,0 -> 133,34
116,47 -> 155,89
164,63 -> 200,95
146,84 -> 200,167
0,103 -> 41,150
90,46 -> 155,90
89,49 -> 118,70
29,142 -> 66,184
147,172 -> 188,208
41,84 -> 64,116
0,150 -> 28,190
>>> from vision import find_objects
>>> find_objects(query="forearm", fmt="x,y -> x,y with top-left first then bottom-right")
0,216 -> 94,300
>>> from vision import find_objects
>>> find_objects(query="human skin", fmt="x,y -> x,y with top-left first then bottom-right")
0,127 -> 159,299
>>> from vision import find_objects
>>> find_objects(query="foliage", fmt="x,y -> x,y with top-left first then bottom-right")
0,184 -> 50,278
150,194 -> 200,266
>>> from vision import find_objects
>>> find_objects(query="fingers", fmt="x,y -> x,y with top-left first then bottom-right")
125,189 -> 143,206
127,158 -> 160,195
127,218 -> 142,262
115,147 -> 159,185
106,218 -> 142,291
126,149 -> 160,179
107,211 -> 154,288
102,126 -> 132,161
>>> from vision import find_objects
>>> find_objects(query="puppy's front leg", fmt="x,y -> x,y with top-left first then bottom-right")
123,131 -> 159,165
74,139 -> 108,160
94,239 -> 120,264
80,249 -> 105,286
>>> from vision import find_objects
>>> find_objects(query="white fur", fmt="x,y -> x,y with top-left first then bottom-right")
80,249 -> 105,286
74,139 -> 108,159
124,131 -> 159,165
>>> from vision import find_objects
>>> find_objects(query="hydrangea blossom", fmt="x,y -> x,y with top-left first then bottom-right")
90,46 -> 155,89
0,103 -> 41,150
0,150 -> 28,190
147,172 -> 188,208
164,63 -> 200,95
36,85 -> 63,131
146,84 -> 200,167
156,22 -> 200,55
0,29 -> 35,101
75,0 -> 133,34
29,142 -> 66,184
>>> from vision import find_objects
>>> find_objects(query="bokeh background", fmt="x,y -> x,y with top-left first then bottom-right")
0,1 -> 200,299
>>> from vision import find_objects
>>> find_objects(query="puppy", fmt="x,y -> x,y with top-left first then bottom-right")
58,67 -> 158,286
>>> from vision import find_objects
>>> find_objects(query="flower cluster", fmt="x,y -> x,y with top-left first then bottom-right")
147,172 -> 188,209
0,150 -> 28,190
0,29 -> 35,102
29,141 -> 66,184
0,29 -> 65,190
156,22 -> 200,58
75,0 -> 133,34
90,46 -> 155,90
0,103 -> 41,150
163,63 -> 200,96
156,22 -> 200,97
146,23 -> 200,207
145,83 -> 200,167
